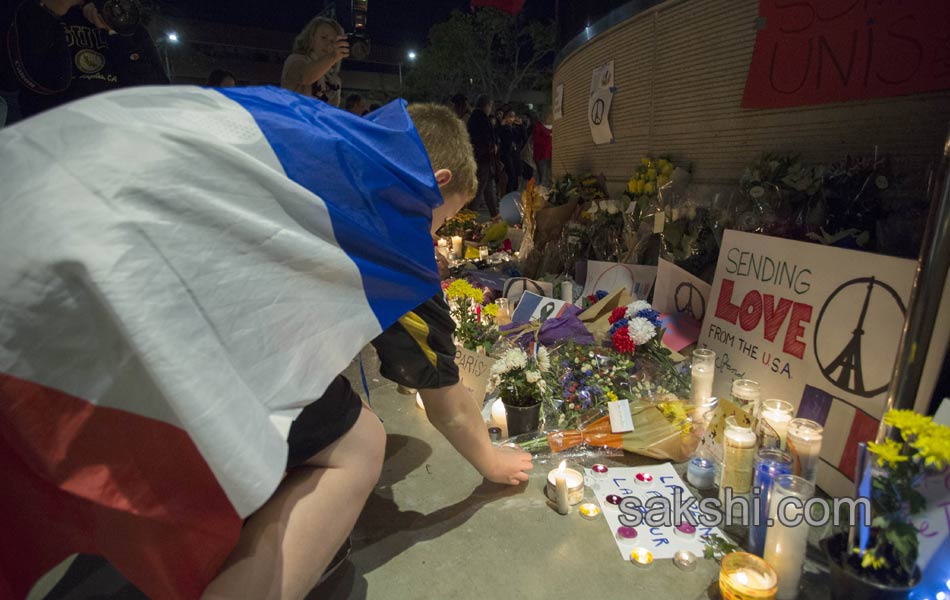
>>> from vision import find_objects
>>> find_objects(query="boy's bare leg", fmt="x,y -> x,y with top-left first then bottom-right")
203,406 -> 385,600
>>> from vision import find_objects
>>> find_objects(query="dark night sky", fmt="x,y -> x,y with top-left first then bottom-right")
157,1 -> 591,49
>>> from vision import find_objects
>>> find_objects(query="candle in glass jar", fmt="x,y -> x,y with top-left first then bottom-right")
495,298 -> 511,326
630,547 -> 654,568
731,379 -> 762,417
478,245 -> 489,259
719,416 -> 758,502
437,238 -> 448,257
786,418 -> 823,483
748,448 -> 793,557
451,235 -> 463,256
759,399 -> 794,450
691,349 -> 716,406
561,280 -> 574,304
546,464 -> 584,506
719,552 -> 778,600
764,475 -> 815,599
687,456 -> 716,489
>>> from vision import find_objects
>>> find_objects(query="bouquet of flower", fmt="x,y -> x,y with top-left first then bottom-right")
845,410 -> 950,585
548,174 -> 580,207
488,346 -> 551,407
551,342 -> 638,428
607,300 -> 690,397
436,209 -> 479,239
445,279 -> 500,354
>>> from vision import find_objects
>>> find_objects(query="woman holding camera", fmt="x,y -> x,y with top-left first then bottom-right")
281,17 -> 349,107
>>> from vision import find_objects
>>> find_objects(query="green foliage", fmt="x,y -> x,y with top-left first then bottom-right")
405,8 -> 556,103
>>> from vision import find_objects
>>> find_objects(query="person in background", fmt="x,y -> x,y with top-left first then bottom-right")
450,93 -> 470,122
281,16 -> 348,107
466,94 -> 498,219
498,108 -> 521,194
207,69 -> 236,87
344,92 -> 366,116
533,108 -> 553,187
5,0 -> 168,118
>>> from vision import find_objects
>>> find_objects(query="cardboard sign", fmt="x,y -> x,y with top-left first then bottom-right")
589,61 -> 615,145
654,259 -> 711,322
742,0 -> 950,109
454,345 -> 496,407
582,261 -> 657,301
553,83 -> 564,120
912,471 -> 950,569
586,463 -> 722,560
510,291 -> 570,325
697,230 -> 935,496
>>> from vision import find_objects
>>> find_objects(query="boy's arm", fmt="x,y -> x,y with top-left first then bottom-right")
420,382 -> 532,485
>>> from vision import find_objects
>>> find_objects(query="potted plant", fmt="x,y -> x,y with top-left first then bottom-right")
821,409 -> 949,599
489,346 -> 551,436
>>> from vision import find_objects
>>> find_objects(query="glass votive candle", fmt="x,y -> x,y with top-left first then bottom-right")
759,399 -> 794,450
687,456 -> 716,489
719,416 -> 757,503
495,298 -> 511,326
630,547 -> 654,568
786,418 -> 823,483
478,245 -> 489,259
719,552 -> 778,600
579,502 -> 601,520
691,348 -> 716,405
748,448 -> 793,557
616,526 -> 638,542
731,379 -> 761,417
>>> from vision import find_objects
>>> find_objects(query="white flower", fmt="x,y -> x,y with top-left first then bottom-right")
526,370 -> 541,383
628,317 -> 656,345
537,379 -> 548,394
506,348 -> 528,370
490,360 -> 510,377
536,346 -> 551,372
627,300 -> 651,317
603,200 -> 619,215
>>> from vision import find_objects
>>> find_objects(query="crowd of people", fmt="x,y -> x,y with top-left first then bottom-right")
454,93 -> 553,219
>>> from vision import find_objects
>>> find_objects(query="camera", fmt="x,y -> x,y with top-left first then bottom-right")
346,32 -> 370,60
92,0 -> 143,36
337,0 -> 370,60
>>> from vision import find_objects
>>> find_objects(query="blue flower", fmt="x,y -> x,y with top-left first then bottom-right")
636,308 -> 662,327
609,317 -> 630,336
595,290 -> 608,300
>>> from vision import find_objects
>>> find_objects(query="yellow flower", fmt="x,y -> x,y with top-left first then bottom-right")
657,158 -> 669,170
857,549 -> 888,570
646,168 -> 657,181
484,302 -> 499,318
644,182 -> 655,195
627,179 -> 637,194
657,174 -> 669,188
446,279 -> 473,300
606,390 -> 618,402
911,426 -> 950,469
867,438 -> 909,468
636,179 -> 645,194
640,157 -> 651,167
884,409 -> 934,440
661,163 -> 674,176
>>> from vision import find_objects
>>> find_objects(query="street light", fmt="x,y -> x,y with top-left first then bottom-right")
399,50 -> 417,96
160,32 -> 180,81
167,31 -> 179,43
407,50 -> 417,61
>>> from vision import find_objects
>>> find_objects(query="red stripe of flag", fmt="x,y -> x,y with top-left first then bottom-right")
0,372 -> 242,599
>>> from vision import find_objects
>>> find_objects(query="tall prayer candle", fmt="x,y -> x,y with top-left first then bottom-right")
764,475 -> 814,599
748,448 -> 792,556
759,399 -> 794,450
555,461 -> 570,515
719,416 -> 757,502
691,349 -> 716,407
451,235 -> 463,256
561,280 -> 574,304
731,379 -> 761,417
786,419 -> 823,483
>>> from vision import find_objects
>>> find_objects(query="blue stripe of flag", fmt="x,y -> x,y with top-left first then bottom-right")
217,86 -> 442,330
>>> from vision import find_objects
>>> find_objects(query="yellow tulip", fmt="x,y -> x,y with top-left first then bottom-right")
657,175 -> 669,188
637,180 -> 645,194
647,168 -> 657,181
644,182 -> 655,194
662,163 -> 674,176
640,157 -> 651,166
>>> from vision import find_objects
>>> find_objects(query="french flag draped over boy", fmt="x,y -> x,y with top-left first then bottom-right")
0,86 -> 443,598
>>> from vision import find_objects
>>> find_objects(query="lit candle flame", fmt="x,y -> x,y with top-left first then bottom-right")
734,571 -> 749,586
557,460 -> 566,475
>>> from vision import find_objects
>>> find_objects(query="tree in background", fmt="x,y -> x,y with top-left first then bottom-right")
405,8 -> 555,104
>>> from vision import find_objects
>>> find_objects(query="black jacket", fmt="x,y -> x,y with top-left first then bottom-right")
6,1 -> 167,117
466,109 -> 494,163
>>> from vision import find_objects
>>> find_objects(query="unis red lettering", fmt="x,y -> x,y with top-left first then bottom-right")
739,290 -> 763,332
715,279 -> 741,323
762,295 -> 793,342
783,302 -> 813,359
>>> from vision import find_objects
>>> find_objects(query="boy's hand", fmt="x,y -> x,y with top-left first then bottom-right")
482,445 -> 532,485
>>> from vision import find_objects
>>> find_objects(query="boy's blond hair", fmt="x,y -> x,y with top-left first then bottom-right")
292,17 -> 344,56
407,103 -> 477,201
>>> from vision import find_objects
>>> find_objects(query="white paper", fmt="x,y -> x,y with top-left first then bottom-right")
653,259 -> 712,323
582,261 -> 658,301
608,399 -> 634,433
585,463 -> 722,560
588,61 -> 615,145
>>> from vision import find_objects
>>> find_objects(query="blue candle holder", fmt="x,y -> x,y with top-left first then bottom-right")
748,448 -> 793,556
687,456 -> 715,489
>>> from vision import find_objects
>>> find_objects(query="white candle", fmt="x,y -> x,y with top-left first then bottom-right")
437,238 -> 448,258
561,281 -> 574,303
731,379 -> 761,417
720,416 -> 757,501
555,461 -> 570,515
786,418 -> 823,483
760,399 -> 794,450
546,466 -> 583,489
764,475 -> 815,599
451,235 -> 463,256
490,398 -> 507,428
691,348 -> 716,406
478,245 -> 489,259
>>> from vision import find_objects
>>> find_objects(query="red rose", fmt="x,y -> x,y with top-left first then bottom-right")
608,306 -> 628,324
